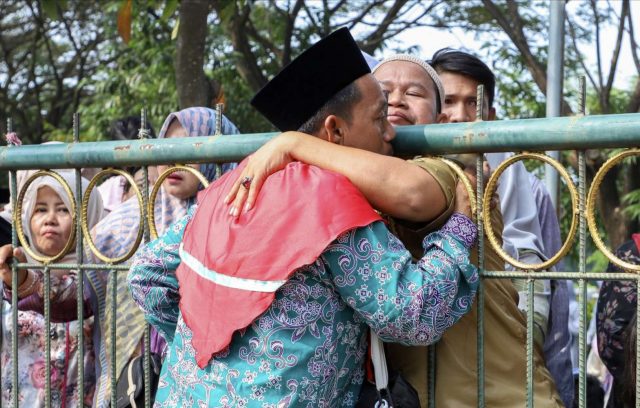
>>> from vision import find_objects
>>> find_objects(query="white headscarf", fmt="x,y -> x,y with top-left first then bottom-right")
1,142 -> 99,222
21,170 -> 104,266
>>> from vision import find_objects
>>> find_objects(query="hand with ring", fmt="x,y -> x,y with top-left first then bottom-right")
240,176 -> 252,190
224,132 -> 298,217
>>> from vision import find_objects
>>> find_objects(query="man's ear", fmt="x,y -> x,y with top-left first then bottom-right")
487,107 -> 496,121
322,114 -> 345,145
436,112 -> 449,124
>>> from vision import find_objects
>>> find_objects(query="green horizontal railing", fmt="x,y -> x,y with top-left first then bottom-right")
1,113 -> 640,169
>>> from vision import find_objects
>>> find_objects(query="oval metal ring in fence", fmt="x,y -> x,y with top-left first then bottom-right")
149,165 -> 210,240
439,157 -> 477,219
587,148 -> 640,272
14,170 -> 77,264
483,152 -> 579,271
82,168 -> 144,264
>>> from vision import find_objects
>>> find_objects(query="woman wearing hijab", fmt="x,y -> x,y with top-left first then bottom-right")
0,170 -> 104,407
86,107 -> 239,407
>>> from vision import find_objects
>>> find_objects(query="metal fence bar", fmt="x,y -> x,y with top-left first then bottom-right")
475,84 -> 486,408
44,266 -> 51,408
393,113 -> 640,155
1,114 -> 640,170
6,118 -> 17,408
73,112 -> 86,404
140,108 -> 152,408
526,277 -> 534,408
482,271 -> 640,280
577,77 -> 588,408
9,162 -> 18,408
14,263 -> 131,270
110,266 -> 117,407
636,294 -> 639,408
16,263 -> 638,280
578,274 -> 588,408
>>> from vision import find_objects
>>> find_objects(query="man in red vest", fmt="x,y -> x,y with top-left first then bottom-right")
129,28 -> 479,407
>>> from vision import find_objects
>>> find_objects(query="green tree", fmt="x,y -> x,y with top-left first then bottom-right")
0,1 -> 114,143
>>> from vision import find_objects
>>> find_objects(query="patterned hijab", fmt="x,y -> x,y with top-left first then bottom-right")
157,107 -> 240,183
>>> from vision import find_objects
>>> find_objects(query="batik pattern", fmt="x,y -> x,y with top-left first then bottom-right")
129,208 -> 478,407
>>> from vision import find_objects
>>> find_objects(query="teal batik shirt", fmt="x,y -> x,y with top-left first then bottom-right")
129,208 -> 478,407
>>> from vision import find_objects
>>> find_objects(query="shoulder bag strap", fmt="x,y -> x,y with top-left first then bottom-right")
370,329 -> 393,407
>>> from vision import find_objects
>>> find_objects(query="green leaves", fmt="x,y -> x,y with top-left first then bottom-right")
41,0 -> 67,20
161,0 -> 179,21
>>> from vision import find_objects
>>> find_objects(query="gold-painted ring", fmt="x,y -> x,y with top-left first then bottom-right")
82,168 -> 144,264
587,148 -> 640,272
439,158 -> 477,219
14,170 -> 77,264
483,152 -> 579,271
149,165 -> 209,239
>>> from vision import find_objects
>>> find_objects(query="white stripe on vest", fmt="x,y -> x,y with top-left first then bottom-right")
179,244 -> 287,293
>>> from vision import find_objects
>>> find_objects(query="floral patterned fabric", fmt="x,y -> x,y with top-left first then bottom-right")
597,238 -> 638,407
1,276 -> 96,407
129,206 -> 478,407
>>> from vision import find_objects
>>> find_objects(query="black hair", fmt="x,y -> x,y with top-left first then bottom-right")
109,116 -> 156,192
430,48 -> 496,108
109,116 -> 156,141
572,374 -> 604,408
297,81 -> 362,135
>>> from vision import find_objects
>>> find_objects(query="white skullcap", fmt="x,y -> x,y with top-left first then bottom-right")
372,54 -> 445,113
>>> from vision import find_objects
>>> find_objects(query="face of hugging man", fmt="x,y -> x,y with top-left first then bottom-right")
312,74 -> 396,156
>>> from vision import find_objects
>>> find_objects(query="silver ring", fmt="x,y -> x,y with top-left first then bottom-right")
241,176 -> 252,189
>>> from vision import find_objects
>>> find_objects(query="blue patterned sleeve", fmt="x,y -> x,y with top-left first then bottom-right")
128,207 -> 195,343
321,213 -> 479,346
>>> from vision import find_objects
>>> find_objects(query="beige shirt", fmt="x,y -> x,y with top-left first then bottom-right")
384,157 -> 563,408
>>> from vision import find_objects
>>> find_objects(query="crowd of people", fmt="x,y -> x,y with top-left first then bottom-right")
0,27 -> 636,408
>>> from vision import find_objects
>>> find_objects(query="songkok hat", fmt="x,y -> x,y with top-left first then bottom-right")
361,51 -> 380,70
372,54 -> 445,114
251,27 -> 371,131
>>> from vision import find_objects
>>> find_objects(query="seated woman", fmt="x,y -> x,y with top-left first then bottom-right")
0,170 -> 104,407
85,107 -> 239,407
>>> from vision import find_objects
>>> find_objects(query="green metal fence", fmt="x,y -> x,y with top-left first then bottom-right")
1,104 -> 639,408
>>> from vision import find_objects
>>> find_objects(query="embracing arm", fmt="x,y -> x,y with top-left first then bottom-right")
322,214 -> 479,345
227,131 -> 447,222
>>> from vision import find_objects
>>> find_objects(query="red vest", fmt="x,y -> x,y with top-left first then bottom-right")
176,160 -> 381,368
